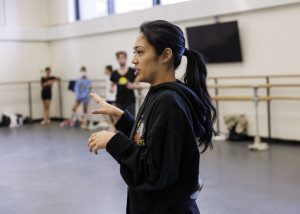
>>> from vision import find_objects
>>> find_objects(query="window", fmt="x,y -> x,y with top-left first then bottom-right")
72,0 -> 190,22
161,0 -> 190,5
114,0 -> 152,14
80,0 -> 108,21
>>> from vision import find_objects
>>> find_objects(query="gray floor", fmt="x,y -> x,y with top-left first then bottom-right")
0,122 -> 299,214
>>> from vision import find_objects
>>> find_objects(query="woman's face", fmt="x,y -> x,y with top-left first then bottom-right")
131,33 -> 160,84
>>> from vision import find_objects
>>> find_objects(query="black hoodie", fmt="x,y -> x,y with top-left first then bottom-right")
106,80 -> 207,214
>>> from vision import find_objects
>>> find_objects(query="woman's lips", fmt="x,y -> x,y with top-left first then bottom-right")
134,69 -> 140,76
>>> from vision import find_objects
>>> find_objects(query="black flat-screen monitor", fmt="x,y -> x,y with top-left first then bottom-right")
186,21 -> 242,63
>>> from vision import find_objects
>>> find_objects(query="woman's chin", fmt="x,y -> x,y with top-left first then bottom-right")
137,75 -> 144,82
137,75 -> 151,84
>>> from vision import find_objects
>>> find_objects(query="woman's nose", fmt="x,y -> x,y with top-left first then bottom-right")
131,57 -> 138,65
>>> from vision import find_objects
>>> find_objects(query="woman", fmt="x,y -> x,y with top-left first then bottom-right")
88,20 -> 216,214
41,67 -> 60,125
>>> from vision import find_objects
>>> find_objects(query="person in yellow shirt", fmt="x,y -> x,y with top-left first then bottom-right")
110,51 -> 140,116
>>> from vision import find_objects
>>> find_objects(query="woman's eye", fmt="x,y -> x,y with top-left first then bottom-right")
133,50 -> 143,55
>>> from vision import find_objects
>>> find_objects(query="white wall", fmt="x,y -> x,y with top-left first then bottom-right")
0,0 -> 300,141
0,0 -> 51,119
0,41 -> 53,119
0,0 -> 5,26
4,0 -> 49,27
48,0 -> 72,26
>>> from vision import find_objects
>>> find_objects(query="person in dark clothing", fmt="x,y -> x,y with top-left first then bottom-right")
88,20 -> 216,214
110,51 -> 140,116
41,67 -> 60,125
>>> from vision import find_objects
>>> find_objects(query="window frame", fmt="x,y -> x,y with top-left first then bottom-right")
74,0 -> 188,21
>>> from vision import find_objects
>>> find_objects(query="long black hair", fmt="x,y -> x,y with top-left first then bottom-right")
140,20 -> 216,153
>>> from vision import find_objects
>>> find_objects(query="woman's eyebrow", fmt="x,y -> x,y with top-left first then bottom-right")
133,46 -> 145,50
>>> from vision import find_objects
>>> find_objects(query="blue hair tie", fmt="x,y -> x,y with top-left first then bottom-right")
183,48 -> 188,56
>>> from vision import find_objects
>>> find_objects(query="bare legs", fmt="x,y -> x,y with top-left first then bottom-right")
41,99 -> 51,125
72,101 -> 88,128
72,102 -> 81,114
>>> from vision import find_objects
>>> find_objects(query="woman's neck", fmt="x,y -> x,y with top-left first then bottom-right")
151,73 -> 176,86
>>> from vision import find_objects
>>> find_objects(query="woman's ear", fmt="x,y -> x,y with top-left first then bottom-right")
160,48 -> 173,64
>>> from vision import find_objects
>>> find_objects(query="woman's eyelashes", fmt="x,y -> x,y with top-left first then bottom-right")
133,50 -> 143,55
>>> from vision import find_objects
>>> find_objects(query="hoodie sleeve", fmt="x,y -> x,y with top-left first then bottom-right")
114,110 -> 136,137
106,92 -> 187,191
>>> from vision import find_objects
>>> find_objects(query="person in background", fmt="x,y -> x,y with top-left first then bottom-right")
103,65 -> 117,131
110,51 -> 140,116
41,67 -> 60,125
72,66 -> 91,129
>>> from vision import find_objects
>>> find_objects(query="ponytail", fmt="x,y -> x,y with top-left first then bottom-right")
183,48 -> 217,153
139,20 -> 216,153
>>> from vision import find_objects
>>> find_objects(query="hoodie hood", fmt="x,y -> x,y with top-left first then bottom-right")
150,80 -> 207,138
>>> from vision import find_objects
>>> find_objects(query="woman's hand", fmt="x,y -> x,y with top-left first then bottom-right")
88,131 -> 115,154
90,93 -> 124,118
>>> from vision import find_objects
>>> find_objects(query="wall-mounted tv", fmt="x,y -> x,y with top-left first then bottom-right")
186,21 -> 242,63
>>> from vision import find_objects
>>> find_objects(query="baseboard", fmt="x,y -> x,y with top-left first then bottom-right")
235,135 -> 300,145
33,117 -> 65,122
32,117 -> 99,125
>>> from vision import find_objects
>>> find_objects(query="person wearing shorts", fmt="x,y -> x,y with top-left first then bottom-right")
40,67 -> 60,125
72,66 -> 91,128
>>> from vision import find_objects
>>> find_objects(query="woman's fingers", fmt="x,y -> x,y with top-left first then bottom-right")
90,93 -> 111,115
93,144 -> 100,155
87,137 -> 92,146
90,93 -> 105,105
91,109 -> 105,114
87,131 -> 114,155
89,141 -> 96,152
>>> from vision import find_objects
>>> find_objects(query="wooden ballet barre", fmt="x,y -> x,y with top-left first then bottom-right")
212,96 -> 270,101
90,86 -> 106,89
91,79 -> 106,83
0,80 -> 40,85
212,96 -> 255,101
268,96 -> 300,100
212,96 -> 300,101
208,74 -> 300,80
208,84 -> 253,89
262,83 -> 300,88
208,83 -> 300,89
